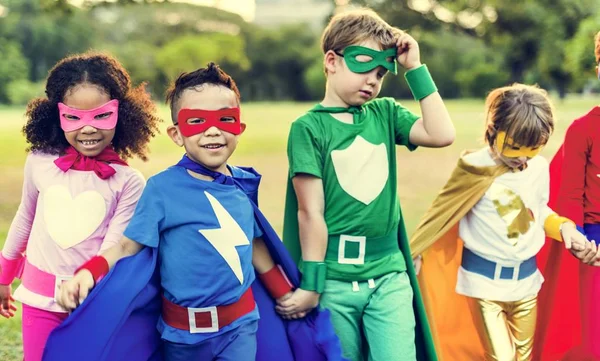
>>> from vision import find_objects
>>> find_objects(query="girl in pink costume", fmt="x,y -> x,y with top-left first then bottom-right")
0,52 -> 161,361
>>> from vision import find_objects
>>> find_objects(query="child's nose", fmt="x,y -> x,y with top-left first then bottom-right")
366,70 -> 378,85
203,126 -> 222,136
80,125 -> 98,133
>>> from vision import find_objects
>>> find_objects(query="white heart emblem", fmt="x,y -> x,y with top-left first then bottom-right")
43,185 -> 106,249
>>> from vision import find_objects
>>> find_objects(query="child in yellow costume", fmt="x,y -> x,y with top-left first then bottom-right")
410,84 -> 596,361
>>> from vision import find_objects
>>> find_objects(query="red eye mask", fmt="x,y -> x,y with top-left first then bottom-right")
177,108 -> 244,137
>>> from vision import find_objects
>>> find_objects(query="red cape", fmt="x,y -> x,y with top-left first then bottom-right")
534,145 -> 592,361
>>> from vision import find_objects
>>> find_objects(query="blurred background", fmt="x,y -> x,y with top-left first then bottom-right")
0,0 -> 599,359
1,0 -> 599,104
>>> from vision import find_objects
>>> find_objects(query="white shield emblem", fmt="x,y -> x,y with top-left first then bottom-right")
331,135 -> 389,205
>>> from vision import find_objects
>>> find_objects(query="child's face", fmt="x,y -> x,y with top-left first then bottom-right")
168,85 -> 241,174
326,38 -> 389,106
62,83 -> 116,157
492,132 -> 544,170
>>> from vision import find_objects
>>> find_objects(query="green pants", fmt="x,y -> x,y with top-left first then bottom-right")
319,271 -> 416,361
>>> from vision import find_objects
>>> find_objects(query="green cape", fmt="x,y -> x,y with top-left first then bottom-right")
282,178 -> 438,361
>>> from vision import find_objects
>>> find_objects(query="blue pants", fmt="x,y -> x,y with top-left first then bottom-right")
163,321 -> 258,361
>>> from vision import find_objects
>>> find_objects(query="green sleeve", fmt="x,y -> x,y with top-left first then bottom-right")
287,118 -> 323,178
384,97 -> 420,150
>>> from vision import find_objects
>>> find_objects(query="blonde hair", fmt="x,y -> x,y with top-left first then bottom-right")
321,8 -> 403,54
484,84 -> 555,150
595,31 -> 600,63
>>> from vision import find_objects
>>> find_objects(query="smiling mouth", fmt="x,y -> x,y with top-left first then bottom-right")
202,144 -> 225,149
78,140 -> 101,146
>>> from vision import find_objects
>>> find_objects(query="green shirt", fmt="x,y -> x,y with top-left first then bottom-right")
286,97 -> 419,281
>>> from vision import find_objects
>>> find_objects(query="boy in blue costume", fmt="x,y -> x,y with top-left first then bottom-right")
50,63 -> 345,361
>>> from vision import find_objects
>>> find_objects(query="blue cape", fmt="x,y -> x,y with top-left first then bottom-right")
43,166 -> 346,361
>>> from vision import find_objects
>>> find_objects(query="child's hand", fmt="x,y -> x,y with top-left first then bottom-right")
275,291 -> 307,320
0,284 -> 17,318
56,270 -> 94,312
570,239 -> 599,265
413,255 -> 422,275
275,288 -> 319,320
589,249 -> 600,267
396,33 -> 421,70
561,223 -> 588,251
277,290 -> 293,303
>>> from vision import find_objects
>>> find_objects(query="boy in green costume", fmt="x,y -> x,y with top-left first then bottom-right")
277,8 -> 455,361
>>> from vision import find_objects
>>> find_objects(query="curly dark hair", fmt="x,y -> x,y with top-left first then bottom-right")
23,51 -> 162,161
165,62 -> 240,124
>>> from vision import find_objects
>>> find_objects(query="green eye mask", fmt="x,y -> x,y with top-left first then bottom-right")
337,45 -> 397,75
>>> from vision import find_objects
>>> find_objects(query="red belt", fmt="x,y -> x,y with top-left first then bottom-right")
161,288 -> 255,334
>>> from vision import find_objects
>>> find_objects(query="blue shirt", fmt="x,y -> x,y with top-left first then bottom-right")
124,165 -> 262,343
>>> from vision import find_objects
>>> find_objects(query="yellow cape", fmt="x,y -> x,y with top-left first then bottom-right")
410,151 -> 509,361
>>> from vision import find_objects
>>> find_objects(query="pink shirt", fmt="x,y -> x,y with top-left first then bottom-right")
2,152 -> 145,312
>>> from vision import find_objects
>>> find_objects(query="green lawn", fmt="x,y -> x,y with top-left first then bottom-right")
0,97 -> 598,359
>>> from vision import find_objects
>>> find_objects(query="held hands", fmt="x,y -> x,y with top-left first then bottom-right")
561,222 -> 589,251
561,223 -> 600,265
396,33 -> 421,70
56,269 -> 94,312
275,288 -> 320,320
0,284 -> 17,318
570,241 -> 600,266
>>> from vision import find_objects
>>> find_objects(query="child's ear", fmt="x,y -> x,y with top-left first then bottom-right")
167,125 -> 184,147
324,50 -> 338,74
240,123 -> 247,134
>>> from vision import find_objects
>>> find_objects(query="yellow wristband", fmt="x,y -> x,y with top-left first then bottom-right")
544,213 -> 574,241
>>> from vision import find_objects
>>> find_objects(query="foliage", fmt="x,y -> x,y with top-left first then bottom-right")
6,79 -> 44,105
351,0 -> 600,97
0,39 -> 29,103
0,0 -> 598,103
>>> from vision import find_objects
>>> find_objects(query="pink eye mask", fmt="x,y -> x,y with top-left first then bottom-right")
58,99 -> 119,132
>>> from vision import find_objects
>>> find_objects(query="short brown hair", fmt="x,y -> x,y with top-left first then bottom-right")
484,84 -> 555,150
321,8 -> 403,54
595,31 -> 600,63
165,62 -> 240,123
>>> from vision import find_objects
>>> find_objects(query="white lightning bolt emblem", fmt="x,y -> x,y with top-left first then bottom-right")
199,191 -> 250,284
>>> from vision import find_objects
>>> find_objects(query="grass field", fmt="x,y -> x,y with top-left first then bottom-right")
0,97 -> 598,359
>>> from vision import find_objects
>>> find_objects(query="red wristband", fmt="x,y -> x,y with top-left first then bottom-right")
75,256 -> 109,285
258,265 -> 293,299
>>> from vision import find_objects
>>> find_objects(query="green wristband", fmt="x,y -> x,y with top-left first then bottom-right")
404,64 -> 438,101
300,261 -> 327,293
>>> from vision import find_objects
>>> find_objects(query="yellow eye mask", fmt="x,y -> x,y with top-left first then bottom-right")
496,132 -> 543,158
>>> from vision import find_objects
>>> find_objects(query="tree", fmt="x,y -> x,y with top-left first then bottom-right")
155,33 -> 250,95
2,0 -> 98,82
0,39 -> 29,103
348,0 -> 600,96
243,23 -> 321,100
564,13 -> 600,92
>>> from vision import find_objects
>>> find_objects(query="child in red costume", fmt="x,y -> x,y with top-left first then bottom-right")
534,31 -> 600,361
